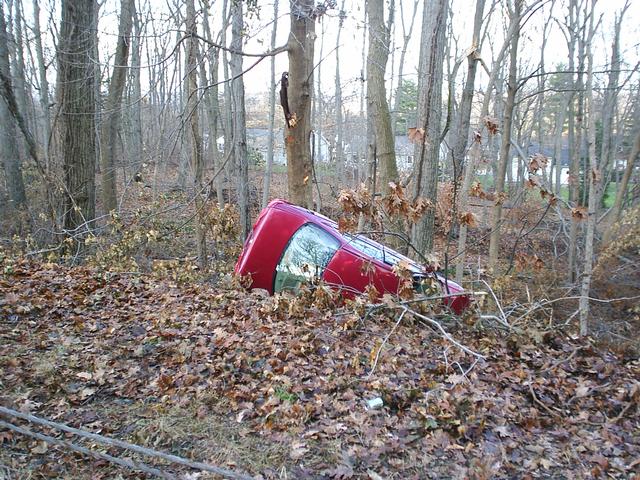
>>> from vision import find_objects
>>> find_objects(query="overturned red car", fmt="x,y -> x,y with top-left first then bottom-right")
234,199 -> 471,314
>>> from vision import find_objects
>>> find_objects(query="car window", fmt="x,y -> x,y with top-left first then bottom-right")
274,223 -> 340,293
344,234 -> 423,274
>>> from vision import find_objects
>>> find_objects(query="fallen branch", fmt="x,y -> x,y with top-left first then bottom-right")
409,308 -> 486,360
0,406 -> 253,480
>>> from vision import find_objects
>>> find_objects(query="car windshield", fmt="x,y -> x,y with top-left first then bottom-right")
274,223 -> 340,293
343,234 -> 424,274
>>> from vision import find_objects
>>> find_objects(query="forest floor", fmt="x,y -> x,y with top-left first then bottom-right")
0,257 -> 638,479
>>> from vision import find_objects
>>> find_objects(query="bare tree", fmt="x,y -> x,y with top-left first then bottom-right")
367,0 -> 397,196
185,0 -> 208,269
31,0 -> 51,168
488,0 -> 522,271
578,2 -> 599,336
230,0 -> 250,239
57,0 -> 97,233
284,0 -> 315,208
412,0 -> 449,254
0,1 -> 27,211
334,1 -> 346,177
100,0 -> 134,213
262,0 -> 279,209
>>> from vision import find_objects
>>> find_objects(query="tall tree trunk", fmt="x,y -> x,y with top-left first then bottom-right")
412,0 -> 449,254
367,0 -> 397,195
284,0 -> 315,208
596,6 -> 627,209
129,3 -> 143,177
568,3 -> 586,283
201,0 -> 224,206
262,0 -> 279,209
334,1 -> 345,178
185,0 -> 207,269
488,0 -> 522,271
578,6 -> 598,336
230,0 -> 250,239
11,0 -> 29,142
0,1 -> 27,210
100,0 -> 134,213
57,0 -> 97,233
455,3 -> 515,282
32,0 -> 51,168
452,0 -> 485,177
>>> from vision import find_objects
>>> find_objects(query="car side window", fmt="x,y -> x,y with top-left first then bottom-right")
274,223 -> 340,293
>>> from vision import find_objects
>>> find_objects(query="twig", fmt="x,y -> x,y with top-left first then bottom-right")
410,308 -> 486,359
539,346 -> 583,374
367,307 -> 408,378
528,383 -> 560,417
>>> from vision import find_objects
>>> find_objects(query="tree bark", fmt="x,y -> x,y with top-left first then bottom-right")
201,0 -> 224,206
32,0 -> 51,168
129,3 -> 143,178
57,0 -> 97,233
284,0 -> 315,208
185,0 -> 208,269
452,0 -> 485,177
230,0 -> 250,239
578,6 -> 598,336
262,0 -> 279,209
488,0 -> 522,272
0,1 -> 27,210
100,0 -> 134,213
334,1 -> 345,178
367,0 -> 398,197
412,0 -> 449,254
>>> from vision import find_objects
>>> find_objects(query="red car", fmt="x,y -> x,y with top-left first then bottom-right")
234,199 -> 471,314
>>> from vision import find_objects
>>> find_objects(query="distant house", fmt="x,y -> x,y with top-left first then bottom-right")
342,134 -> 416,171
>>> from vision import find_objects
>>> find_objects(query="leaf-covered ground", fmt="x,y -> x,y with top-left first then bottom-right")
1,260 -> 638,479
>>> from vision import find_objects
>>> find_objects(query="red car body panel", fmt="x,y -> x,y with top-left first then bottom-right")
234,199 -> 471,314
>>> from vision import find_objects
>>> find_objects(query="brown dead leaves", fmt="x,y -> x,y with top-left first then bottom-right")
1,260 -> 639,478
337,183 -> 432,233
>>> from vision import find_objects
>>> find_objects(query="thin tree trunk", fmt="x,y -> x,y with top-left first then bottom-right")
452,0 -> 486,177
578,5 -> 598,336
230,0 -> 250,239
569,2 -> 586,282
100,0 -> 134,213
201,0 -> 224,206
367,0 -> 397,195
334,1 -> 345,178
185,0 -> 207,269
596,6 -> 626,209
129,3 -> 143,177
32,0 -> 51,168
488,0 -> 522,271
262,0 -> 279,209
0,1 -> 27,210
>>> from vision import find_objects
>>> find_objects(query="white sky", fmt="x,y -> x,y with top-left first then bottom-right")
25,0 -> 640,112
